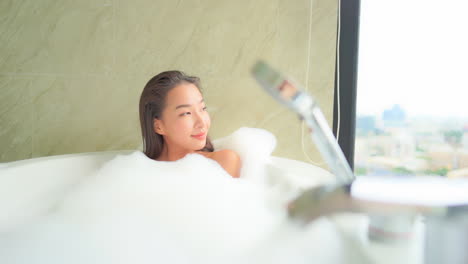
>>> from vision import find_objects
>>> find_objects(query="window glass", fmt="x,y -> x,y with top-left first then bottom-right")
355,0 -> 468,178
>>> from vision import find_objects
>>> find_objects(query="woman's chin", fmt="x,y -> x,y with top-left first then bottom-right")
187,136 -> 208,151
196,141 -> 207,150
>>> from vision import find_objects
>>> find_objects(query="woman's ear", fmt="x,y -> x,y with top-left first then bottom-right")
153,118 -> 165,135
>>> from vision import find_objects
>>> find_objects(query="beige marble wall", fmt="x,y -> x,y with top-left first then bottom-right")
0,0 -> 337,167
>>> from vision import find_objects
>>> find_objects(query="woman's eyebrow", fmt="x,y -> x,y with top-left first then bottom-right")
175,104 -> 190,110
174,99 -> 204,110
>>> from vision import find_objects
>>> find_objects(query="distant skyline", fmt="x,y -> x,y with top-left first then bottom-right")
356,1 -> 468,119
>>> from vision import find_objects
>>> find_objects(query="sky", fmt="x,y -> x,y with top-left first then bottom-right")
356,0 -> 468,119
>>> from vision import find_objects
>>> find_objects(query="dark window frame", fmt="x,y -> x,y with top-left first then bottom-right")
333,0 -> 361,170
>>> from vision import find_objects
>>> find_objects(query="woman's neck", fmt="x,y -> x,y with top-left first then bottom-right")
157,144 -> 195,161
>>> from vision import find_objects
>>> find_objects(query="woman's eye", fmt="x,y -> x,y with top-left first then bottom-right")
202,106 -> 207,111
180,112 -> 191,116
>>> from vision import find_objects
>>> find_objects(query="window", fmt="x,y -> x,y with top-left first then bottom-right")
335,0 -> 468,178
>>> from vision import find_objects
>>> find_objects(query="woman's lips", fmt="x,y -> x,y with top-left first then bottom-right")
191,132 -> 206,140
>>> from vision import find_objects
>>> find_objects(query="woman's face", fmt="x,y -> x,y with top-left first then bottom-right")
154,82 -> 211,152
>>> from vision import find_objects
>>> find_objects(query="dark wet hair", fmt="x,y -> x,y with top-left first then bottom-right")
139,70 -> 214,159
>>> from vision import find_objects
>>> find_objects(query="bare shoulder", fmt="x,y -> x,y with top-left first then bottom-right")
212,149 -> 240,164
211,149 -> 242,178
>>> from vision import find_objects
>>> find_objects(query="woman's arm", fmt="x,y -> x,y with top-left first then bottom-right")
212,149 -> 241,178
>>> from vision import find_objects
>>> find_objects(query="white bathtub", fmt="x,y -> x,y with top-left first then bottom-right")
0,151 -> 332,231
0,151 -> 423,264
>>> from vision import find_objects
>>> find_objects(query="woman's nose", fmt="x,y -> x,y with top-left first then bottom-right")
194,112 -> 207,128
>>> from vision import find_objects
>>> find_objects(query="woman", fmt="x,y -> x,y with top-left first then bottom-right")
139,70 -> 241,178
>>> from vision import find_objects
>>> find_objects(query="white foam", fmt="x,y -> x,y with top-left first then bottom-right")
213,127 -> 277,184
0,127 -> 343,264
60,151 -> 282,260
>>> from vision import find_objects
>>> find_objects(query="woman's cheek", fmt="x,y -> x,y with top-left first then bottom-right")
205,113 -> 211,128
174,118 -> 191,131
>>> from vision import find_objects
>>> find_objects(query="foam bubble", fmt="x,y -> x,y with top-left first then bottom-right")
0,127 -> 344,264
